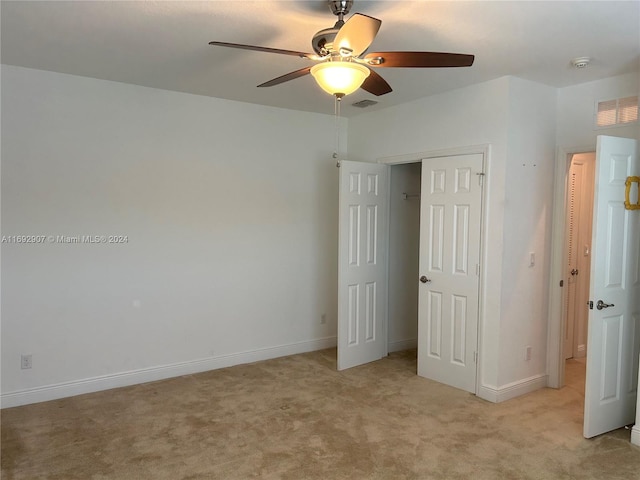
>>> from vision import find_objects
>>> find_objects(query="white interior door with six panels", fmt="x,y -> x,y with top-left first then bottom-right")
417,153 -> 483,393
583,135 -> 640,438
337,160 -> 389,371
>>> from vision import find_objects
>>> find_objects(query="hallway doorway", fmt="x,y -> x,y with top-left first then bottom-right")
563,152 -> 595,362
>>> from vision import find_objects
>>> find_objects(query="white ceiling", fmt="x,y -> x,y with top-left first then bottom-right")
2,1 -> 639,117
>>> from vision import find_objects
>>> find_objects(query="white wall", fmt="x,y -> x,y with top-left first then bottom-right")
1,65 -> 340,406
557,72 -> 640,148
388,163 -> 421,351
498,77 -> 557,387
5,65 -> 631,407
349,76 -> 557,399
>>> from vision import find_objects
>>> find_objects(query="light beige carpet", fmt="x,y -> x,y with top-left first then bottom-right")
2,349 -> 639,479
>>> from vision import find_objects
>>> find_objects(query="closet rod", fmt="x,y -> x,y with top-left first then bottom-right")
402,193 -> 420,200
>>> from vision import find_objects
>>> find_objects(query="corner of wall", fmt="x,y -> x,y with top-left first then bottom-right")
495,75 -> 557,389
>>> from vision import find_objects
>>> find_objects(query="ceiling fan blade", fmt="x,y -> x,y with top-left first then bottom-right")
360,69 -> 392,96
209,41 -> 317,59
334,13 -> 382,58
257,67 -> 313,88
365,51 -> 475,68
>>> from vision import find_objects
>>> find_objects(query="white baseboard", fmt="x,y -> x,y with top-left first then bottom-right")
388,338 -> 417,353
1,336 -> 337,409
632,425 -> 640,447
478,374 -> 548,403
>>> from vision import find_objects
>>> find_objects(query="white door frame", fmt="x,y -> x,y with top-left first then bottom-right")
378,143 -> 490,394
547,144 -> 596,388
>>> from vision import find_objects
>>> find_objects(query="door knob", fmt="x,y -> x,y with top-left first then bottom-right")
596,300 -> 614,310
419,276 -> 431,283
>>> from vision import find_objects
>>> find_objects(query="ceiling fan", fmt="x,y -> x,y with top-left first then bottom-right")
209,0 -> 474,98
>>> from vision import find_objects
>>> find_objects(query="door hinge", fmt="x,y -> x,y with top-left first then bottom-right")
475,264 -> 480,276
588,300 -> 593,310
476,172 -> 485,186
474,351 -> 478,364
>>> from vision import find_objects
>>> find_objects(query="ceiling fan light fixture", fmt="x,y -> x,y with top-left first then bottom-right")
310,61 -> 370,96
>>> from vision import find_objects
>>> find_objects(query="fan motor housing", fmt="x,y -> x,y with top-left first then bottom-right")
328,0 -> 353,16
312,27 -> 340,55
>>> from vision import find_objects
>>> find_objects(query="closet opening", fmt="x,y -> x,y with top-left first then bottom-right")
387,162 -> 422,363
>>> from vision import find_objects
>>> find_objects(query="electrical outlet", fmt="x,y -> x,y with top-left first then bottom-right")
320,314 -> 327,325
21,354 -> 32,369
525,346 -> 532,361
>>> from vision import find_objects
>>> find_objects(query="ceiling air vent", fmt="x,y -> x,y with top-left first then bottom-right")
352,99 -> 378,108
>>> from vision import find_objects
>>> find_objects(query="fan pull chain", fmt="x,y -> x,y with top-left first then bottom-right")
333,93 -> 343,168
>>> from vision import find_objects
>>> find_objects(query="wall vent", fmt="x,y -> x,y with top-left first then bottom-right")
595,96 -> 638,128
352,99 -> 378,108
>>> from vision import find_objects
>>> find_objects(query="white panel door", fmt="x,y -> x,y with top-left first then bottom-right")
417,154 -> 483,393
564,163 -> 582,359
584,135 -> 640,438
564,155 -> 595,359
338,160 -> 389,371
